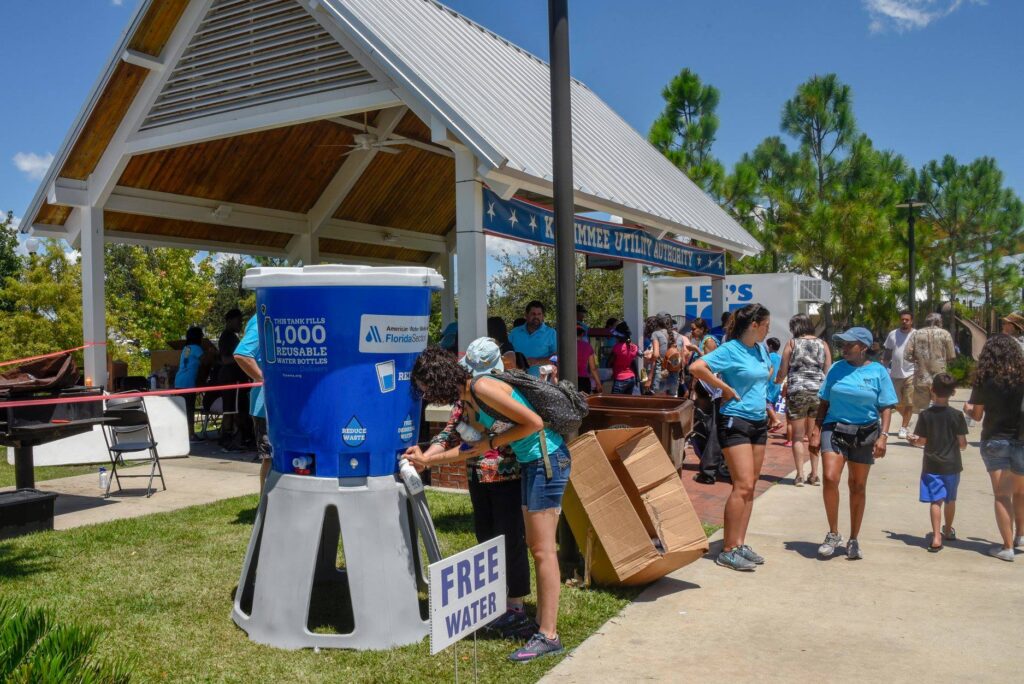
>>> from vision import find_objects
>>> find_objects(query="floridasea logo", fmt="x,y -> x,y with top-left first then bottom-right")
342,416 -> 367,447
398,415 -> 415,442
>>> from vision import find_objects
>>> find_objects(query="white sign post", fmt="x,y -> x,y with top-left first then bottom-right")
429,537 -> 506,655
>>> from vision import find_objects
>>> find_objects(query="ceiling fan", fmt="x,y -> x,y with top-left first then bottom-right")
319,111 -> 405,156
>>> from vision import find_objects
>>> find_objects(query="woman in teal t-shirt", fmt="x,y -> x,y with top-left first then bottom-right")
810,327 -> 897,561
404,341 -> 568,663
174,325 -> 205,441
689,303 -> 775,573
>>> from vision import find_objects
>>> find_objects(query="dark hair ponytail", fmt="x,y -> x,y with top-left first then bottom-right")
727,303 -> 770,340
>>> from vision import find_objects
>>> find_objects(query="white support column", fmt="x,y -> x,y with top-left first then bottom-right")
438,244 -> 456,326
286,231 -> 320,266
623,261 -> 643,347
80,207 -> 107,388
453,148 -> 486,351
711,277 -> 726,331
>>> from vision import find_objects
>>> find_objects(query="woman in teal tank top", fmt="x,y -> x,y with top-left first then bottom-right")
403,342 -> 570,662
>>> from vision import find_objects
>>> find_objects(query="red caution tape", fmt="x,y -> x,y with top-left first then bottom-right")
0,382 -> 263,410
0,342 -> 108,369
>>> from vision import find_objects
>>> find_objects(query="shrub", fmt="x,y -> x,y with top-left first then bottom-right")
947,356 -> 975,387
0,598 -> 131,683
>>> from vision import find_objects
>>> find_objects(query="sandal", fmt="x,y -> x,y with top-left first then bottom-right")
806,475 -> 820,486
942,526 -> 957,541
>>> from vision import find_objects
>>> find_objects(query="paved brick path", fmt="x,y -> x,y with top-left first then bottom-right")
678,425 -> 797,526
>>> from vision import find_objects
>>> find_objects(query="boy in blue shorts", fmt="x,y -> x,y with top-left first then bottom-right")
908,373 -> 968,552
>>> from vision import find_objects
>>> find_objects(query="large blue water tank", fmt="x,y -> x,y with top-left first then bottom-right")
243,265 -> 443,478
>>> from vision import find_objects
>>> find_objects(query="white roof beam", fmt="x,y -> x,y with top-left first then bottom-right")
99,186 -> 445,252
123,83 -> 401,156
105,187 -> 307,235
320,219 -> 446,254
47,178 -> 89,207
307,105 -> 408,232
86,0 -> 217,209
121,48 -> 164,72
104,230 -> 287,259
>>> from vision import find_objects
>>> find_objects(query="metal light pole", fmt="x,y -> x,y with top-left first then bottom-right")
549,0 -> 577,387
549,0 -> 581,574
896,199 -> 925,318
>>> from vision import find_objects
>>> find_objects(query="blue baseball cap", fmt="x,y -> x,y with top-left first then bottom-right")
833,327 -> 873,347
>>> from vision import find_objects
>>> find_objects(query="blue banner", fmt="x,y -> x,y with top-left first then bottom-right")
481,188 -> 725,277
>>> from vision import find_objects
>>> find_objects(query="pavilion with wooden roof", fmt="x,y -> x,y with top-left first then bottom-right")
22,0 -> 761,386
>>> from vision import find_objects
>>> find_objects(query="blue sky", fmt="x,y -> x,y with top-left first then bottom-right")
2,0 -> 1021,257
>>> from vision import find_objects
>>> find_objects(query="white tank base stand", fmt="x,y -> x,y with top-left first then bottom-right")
231,472 -> 429,650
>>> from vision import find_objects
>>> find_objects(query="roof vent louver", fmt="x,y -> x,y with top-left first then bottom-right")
140,0 -> 376,131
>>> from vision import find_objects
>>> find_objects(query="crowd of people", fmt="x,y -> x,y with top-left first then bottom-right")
398,299 -> 1023,662
171,297 -> 1020,662
170,308 -> 272,490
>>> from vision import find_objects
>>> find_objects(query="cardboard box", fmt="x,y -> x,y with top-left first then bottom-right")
563,427 -> 709,586
150,350 -> 181,374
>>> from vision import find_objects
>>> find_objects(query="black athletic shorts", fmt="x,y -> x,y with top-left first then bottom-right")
718,414 -> 769,448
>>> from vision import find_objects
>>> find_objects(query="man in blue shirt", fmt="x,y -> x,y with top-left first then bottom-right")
234,314 -> 271,492
576,304 -> 590,343
508,300 -> 558,377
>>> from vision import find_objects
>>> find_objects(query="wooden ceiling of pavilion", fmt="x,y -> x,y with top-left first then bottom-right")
32,0 -> 463,266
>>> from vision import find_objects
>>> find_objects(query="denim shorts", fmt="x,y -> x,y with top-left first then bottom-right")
611,378 -> 636,395
520,445 -> 571,512
980,439 -> 1024,475
821,422 -> 878,465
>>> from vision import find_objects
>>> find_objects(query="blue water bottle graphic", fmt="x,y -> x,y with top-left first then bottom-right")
262,305 -> 276,364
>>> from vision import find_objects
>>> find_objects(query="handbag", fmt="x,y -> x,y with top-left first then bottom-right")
831,421 -> 881,451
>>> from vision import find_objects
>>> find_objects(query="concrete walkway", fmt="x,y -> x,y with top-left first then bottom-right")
545,392 -> 1022,683
2,447 -> 260,530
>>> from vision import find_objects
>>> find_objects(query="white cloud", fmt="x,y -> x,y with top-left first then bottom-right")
12,152 -> 54,181
486,235 -> 535,260
112,0 -> 124,5
864,0 -> 984,33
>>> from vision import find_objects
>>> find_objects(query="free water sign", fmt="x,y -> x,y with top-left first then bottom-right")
429,537 -> 506,655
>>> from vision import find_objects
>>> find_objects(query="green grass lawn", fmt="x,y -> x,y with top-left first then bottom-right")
0,446 -> 101,488
0,490 -> 645,683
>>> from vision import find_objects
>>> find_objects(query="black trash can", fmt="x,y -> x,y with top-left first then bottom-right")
0,489 -> 59,540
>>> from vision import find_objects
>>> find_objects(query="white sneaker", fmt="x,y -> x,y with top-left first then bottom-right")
897,427 -> 908,439
990,547 -> 1015,562
1015,536 -> 1023,550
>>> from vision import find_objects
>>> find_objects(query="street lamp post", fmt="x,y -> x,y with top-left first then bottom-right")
895,199 -> 925,318
549,0 -> 577,388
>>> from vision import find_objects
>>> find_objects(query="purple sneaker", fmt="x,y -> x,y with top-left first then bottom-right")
508,633 -> 564,662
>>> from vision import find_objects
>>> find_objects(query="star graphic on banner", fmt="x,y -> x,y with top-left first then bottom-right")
486,202 -> 496,221
508,209 -> 519,229
528,215 -> 538,233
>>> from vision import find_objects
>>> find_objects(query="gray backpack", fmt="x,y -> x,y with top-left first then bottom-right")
469,369 -> 589,441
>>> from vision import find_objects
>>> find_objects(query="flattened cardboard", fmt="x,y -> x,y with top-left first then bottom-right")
562,430 -> 655,582
565,427 -> 709,587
